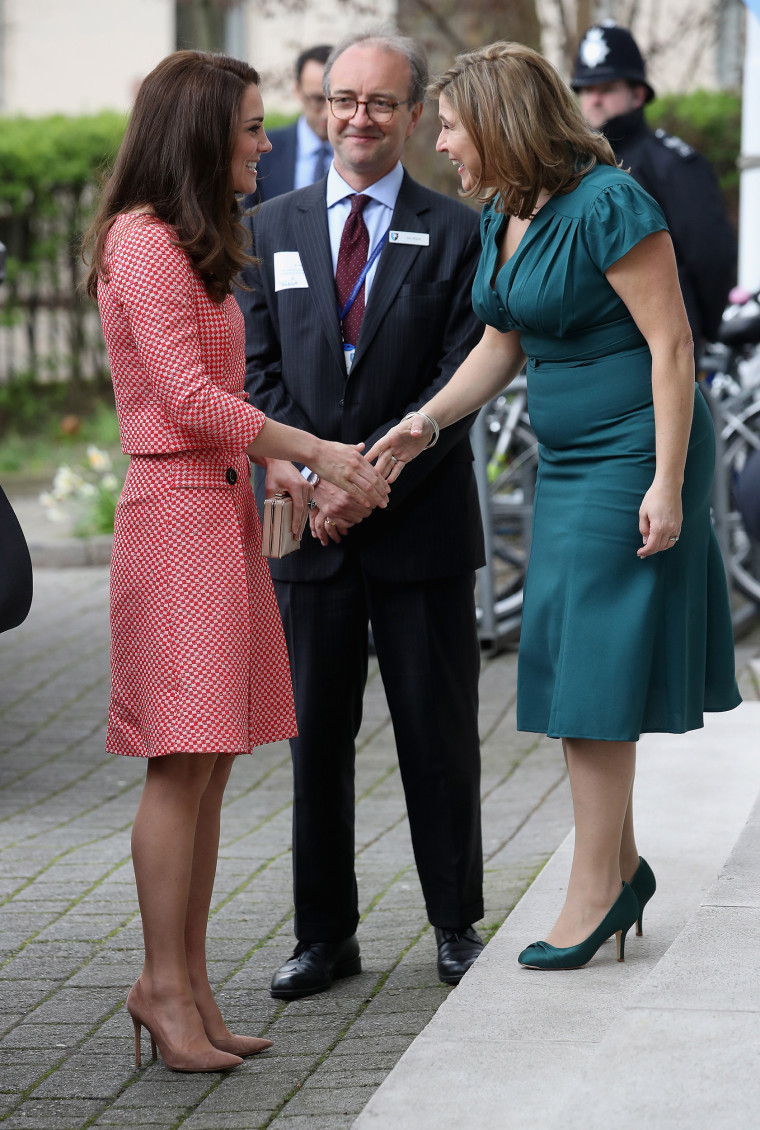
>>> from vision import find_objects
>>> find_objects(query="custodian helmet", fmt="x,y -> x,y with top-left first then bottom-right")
571,23 -> 655,104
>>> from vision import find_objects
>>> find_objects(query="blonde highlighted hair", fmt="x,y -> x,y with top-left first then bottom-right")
430,41 -> 617,219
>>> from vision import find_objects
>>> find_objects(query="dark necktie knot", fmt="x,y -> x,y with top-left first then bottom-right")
349,193 -> 370,216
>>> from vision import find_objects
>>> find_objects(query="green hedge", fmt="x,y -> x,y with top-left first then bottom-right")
646,90 -> 741,225
0,112 -> 126,279
0,108 -> 293,423
0,112 -> 128,405
0,95 -> 740,421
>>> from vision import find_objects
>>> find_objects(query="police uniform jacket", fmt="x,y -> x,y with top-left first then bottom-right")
602,107 -> 736,345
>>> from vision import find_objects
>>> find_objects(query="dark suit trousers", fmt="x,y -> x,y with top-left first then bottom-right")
274,557 -> 484,942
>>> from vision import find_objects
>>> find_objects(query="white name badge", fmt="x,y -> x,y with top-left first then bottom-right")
274,251 -> 309,291
388,230 -> 430,247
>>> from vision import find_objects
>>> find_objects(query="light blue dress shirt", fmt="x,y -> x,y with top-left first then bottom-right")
325,162 -> 404,301
294,117 -> 333,190
300,162 -> 404,482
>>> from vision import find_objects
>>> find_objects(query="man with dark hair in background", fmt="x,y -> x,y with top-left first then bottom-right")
572,21 -> 736,351
255,44 -> 333,201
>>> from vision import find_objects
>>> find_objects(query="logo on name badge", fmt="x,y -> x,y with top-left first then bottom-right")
388,230 -> 430,247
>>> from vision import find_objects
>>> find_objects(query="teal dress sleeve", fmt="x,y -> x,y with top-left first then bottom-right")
583,179 -> 669,274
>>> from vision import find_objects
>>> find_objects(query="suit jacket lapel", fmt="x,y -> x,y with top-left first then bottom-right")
350,172 -> 431,373
294,182 -> 345,374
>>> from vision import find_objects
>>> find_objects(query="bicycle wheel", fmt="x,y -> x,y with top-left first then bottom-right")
713,392 -> 760,606
476,385 -> 538,639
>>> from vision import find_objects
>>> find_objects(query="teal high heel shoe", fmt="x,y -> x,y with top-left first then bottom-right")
518,883 -> 639,970
628,856 -> 656,936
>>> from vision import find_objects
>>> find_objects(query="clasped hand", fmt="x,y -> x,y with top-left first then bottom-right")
264,440 -> 390,547
365,413 -> 434,483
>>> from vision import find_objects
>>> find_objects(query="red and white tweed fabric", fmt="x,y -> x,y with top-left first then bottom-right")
99,214 -> 297,758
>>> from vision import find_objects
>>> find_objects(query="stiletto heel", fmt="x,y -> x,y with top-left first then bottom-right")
518,883 -> 639,970
132,1014 -> 142,1067
126,981 -> 242,1073
628,856 -> 656,936
615,924 -> 632,962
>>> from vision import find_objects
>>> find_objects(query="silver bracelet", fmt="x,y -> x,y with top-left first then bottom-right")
404,411 -> 440,449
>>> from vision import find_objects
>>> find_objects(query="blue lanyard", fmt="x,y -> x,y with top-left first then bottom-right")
338,225 -> 390,324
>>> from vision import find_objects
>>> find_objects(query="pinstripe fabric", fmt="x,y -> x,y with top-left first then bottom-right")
239,172 -> 486,583
238,171 -> 486,936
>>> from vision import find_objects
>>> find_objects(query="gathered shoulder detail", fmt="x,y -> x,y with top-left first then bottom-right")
582,176 -> 668,274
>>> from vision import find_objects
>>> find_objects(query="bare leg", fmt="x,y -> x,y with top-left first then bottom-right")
131,752 -> 224,1055
545,738 -> 636,948
182,756 -> 273,1055
184,753 -> 235,1039
619,783 -> 640,883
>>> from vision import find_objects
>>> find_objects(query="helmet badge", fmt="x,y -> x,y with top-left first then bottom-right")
579,28 -> 610,69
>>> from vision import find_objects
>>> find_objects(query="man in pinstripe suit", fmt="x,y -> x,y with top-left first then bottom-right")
240,30 -> 486,998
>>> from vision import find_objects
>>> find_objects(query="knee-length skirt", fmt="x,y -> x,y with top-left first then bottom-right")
107,450 -> 297,758
517,350 -> 741,741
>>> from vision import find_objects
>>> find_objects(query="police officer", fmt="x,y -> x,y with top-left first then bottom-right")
572,22 -> 736,350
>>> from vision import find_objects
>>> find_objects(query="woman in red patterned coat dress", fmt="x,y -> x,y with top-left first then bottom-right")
85,51 -> 388,1073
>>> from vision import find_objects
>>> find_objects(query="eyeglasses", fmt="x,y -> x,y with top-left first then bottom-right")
327,97 -> 413,123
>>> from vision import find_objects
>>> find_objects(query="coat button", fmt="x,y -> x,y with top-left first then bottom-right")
339,398 -> 345,409
225,467 -> 238,485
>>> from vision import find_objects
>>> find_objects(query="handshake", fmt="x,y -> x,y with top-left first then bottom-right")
264,410 -> 441,548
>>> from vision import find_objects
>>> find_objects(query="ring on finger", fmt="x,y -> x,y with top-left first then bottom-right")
668,535 -> 679,542
325,517 -> 335,526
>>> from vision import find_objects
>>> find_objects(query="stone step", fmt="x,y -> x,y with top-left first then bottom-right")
354,702 -> 760,1129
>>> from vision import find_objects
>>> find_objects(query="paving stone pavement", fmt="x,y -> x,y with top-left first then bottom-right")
1,569 -> 758,1130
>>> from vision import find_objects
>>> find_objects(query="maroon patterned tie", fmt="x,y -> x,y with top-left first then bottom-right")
336,193 -> 370,347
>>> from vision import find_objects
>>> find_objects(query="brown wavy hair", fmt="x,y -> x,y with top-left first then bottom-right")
84,50 -> 260,303
429,41 -> 617,220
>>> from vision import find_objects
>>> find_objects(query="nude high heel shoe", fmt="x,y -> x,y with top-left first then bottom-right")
126,981 -> 242,1072
208,1034 -> 273,1057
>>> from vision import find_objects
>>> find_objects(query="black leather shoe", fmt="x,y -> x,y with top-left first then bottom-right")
270,936 -> 361,1000
435,925 -> 484,985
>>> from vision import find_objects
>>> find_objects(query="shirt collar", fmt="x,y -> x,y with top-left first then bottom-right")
326,162 -> 404,210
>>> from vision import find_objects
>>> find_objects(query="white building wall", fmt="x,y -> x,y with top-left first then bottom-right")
243,0 -> 397,114
1,0 -> 174,115
0,0 -> 740,119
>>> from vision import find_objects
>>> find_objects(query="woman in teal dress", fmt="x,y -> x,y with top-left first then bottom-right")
368,42 -> 740,971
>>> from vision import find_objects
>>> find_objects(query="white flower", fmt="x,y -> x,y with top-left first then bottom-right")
80,482 -> 97,498
100,473 -> 119,492
39,492 -> 67,523
87,445 -> 112,472
52,464 -> 81,498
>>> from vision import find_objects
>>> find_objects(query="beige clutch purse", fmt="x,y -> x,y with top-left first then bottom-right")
261,492 -> 304,558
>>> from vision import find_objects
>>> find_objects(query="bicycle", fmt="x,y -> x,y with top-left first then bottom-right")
700,286 -> 760,618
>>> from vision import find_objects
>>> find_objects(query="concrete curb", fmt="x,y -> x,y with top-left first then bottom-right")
28,535 -> 113,568
7,494 -> 113,567
354,703 -> 760,1129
